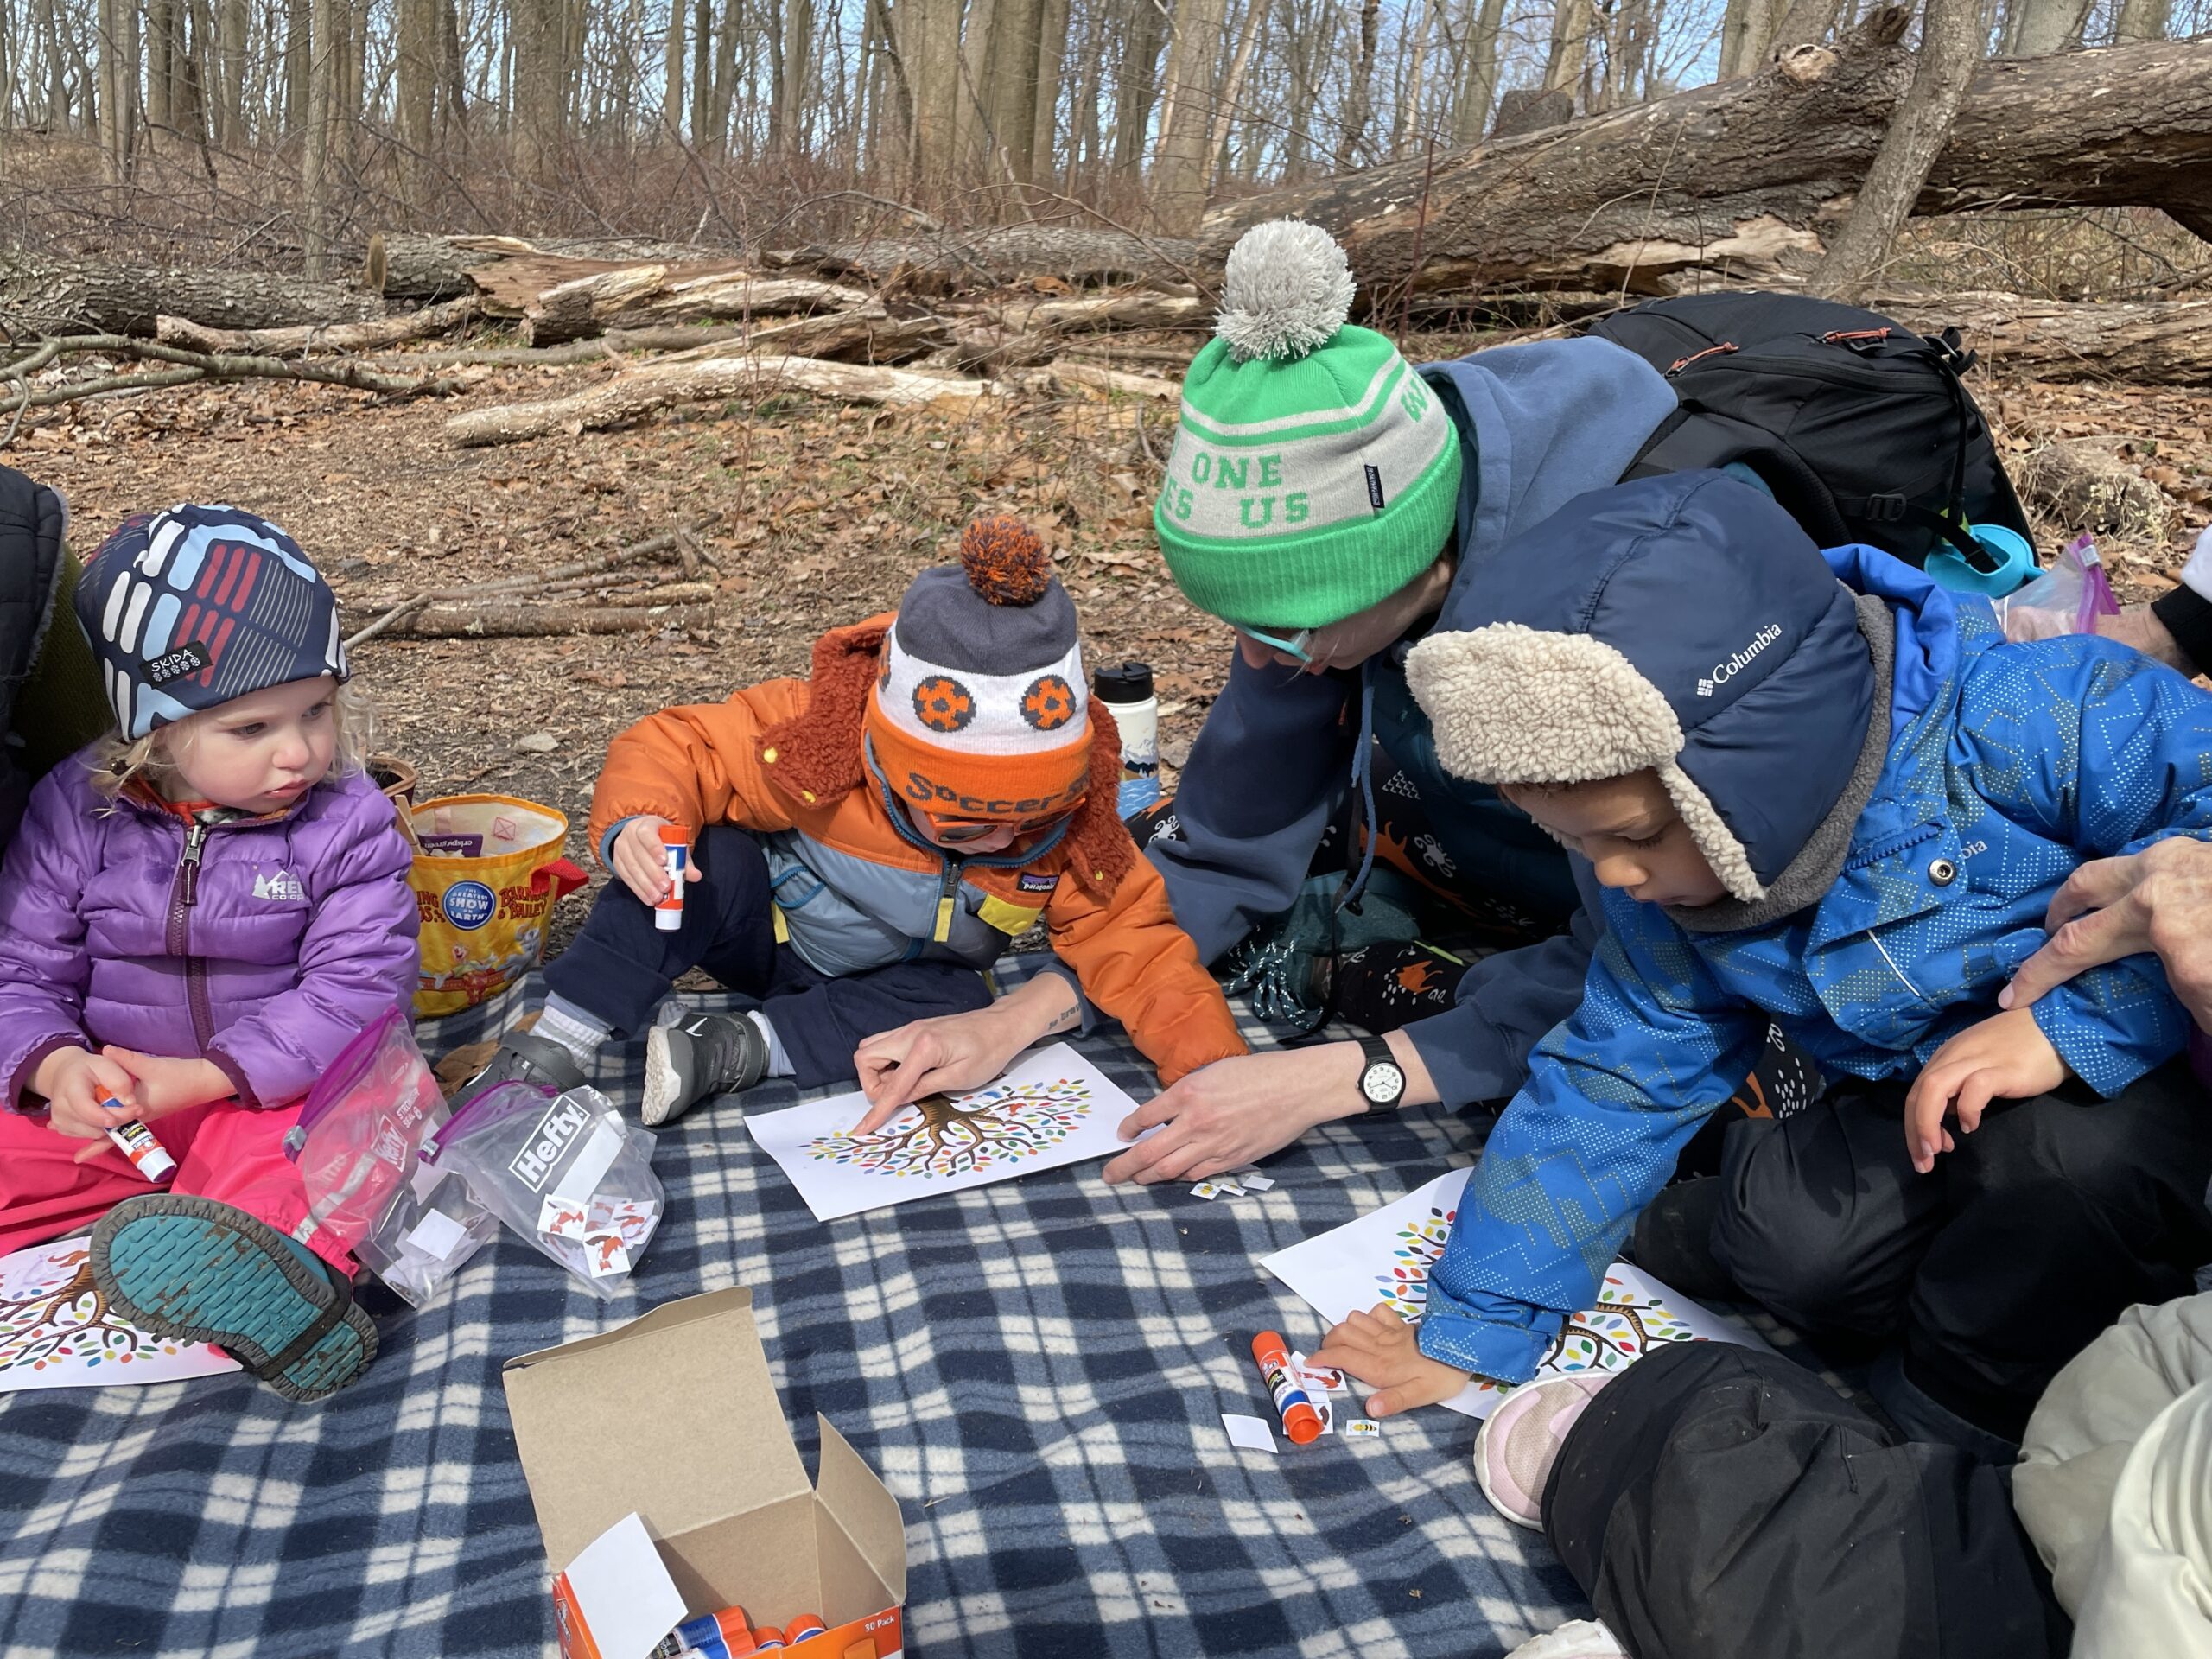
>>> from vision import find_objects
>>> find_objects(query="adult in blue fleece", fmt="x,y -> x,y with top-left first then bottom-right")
1095,331 -> 1677,1185
1311,471 -> 2212,1444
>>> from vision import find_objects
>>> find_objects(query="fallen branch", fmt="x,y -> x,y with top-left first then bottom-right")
446,355 -> 987,447
154,298 -> 481,357
522,270 -> 877,346
1039,359 -> 1181,400
344,515 -> 724,648
373,603 -> 711,639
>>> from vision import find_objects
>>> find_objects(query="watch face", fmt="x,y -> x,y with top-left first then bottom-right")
1361,1060 -> 1406,1103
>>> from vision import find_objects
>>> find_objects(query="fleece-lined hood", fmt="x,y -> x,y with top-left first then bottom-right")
1406,471 -> 1875,903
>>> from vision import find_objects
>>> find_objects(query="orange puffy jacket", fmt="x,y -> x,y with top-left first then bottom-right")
588,618 -> 1246,1085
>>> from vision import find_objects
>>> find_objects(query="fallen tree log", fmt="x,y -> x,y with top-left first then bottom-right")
762,226 -> 1202,292
1198,20 -> 2212,296
2016,438 -> 2174,537
365,232 -> 738,301
1875,294 -> 2212,387
0,254 -> 382,338
446,354 -> 987,446
520,270 -> 877,346
154,297 -> 480,357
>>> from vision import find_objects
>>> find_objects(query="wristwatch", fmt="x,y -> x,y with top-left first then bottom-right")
1356,1035 -> 1407,1110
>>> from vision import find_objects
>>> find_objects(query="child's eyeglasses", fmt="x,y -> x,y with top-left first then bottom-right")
1238,624 -> 1317,664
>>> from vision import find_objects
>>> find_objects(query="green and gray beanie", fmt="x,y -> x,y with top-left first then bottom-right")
1155,220 -> 1462,630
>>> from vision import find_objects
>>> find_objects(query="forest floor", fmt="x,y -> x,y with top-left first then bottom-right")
29,330 -> 2212,945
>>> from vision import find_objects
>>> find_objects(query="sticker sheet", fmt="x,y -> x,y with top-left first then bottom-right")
746,1042 -> 1142,1222
0,1235 -> 239,1393
1260,1167 -> 1765,1419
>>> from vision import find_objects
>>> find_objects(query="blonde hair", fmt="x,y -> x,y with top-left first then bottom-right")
89,679 -> 370,802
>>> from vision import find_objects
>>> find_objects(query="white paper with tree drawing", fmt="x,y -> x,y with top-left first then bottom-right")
0,1234 -> 240,1393
745,1042 -> 1144,1221
1261,1168 -> 1767,1420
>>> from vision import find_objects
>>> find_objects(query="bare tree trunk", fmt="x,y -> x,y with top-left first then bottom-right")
302,0 -> 335,274
984,0 -> 1045,182
2113,0 -> 2168,40
1032,0 -> 1068,179
2006,0 -> 2088,56
397,0 -> 435,201
1542,0 -> 1590,94
1208,0 -> 1266,187
511,0 -> 564,176
663,0 -> 683,133
97,0 -> 138,178
1809,0 -> 1980,299
1154,0 -> 1233,229
1772,0 -> 1844,45
216,0 -> 245,140
1335,0 -> 1380,167
285,0 -> 309,131
772,0 -> 815,152
1450,0 -> 1507,143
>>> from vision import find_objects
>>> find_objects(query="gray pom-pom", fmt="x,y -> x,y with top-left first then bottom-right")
1216,220 -> 1357,364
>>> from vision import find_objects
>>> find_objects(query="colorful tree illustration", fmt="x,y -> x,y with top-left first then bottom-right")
0,1243 -> 206,1376
1372,1201 -> 1457,1319
804,1078 -> 1094,1179
1469,1273 -> 1698,1402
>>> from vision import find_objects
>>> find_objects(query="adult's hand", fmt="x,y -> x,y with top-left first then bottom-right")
2000,839 -> 2212,1029
1105,1043 -> 1369,1185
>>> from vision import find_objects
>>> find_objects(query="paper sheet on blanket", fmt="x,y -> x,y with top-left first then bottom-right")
745,1041 -> 1145,1222
0,1234 -> 239,1392
1261,1167 -> 1768,1420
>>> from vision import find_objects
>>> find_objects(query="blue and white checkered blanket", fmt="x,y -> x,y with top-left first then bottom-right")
1,960 -> 1599,1658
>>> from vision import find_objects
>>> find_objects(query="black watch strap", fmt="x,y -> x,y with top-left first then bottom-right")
1357,1035 -> 1406,1107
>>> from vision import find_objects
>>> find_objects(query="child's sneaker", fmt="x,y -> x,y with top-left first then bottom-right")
642,1012 -> 767,1126
1472,1371 -> 1611,1528
92,1193 -> 377,1402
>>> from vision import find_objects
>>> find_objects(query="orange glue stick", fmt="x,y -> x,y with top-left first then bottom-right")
783,1614 -> 828,1643
656,825 -> 690,932
1253,1331 -> 1325,1445
95,1088 -> 176,1183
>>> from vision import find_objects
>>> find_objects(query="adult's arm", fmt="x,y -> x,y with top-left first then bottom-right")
1142,650 -> 1357,965
2002,836 -> 2212,1030
1400,855 -> 1605,1107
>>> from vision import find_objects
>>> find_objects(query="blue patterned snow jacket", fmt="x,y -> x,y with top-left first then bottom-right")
1412,480 -> 2212,1385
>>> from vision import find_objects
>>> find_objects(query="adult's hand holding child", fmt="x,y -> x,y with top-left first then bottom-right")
1309,1304 -> 1473,1418
612,814 -> 702,906
1902,1007 -> 2068,1175
2000,839 -> 2212,1031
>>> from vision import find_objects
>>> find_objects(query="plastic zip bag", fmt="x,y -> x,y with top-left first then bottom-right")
283,1006 -> 450,1257
427,1081 -> 663,1299
1997,531 -> 2121,642
352,1161 -> 499,1309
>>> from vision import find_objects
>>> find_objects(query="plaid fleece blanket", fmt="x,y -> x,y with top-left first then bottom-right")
1,960 -> 1603,1659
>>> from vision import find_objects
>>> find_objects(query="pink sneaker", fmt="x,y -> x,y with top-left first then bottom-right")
1472,1371 -> 1611,1529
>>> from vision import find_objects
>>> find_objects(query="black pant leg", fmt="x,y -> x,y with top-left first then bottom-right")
1544,1342 -> 2068,1659
542,824 -> 779,1035
1903,1060 -> 2212,1442
1710,1082 -> 1946,1347
759,951 -> 991,1089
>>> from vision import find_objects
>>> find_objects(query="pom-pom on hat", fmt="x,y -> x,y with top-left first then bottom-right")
1157,219 -> 1462,632
865,516 -> 1094,822
76,505 -> 347,741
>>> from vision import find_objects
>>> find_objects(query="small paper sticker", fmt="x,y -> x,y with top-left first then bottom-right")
1240,1173 -> 1276,1192
582,1232 -> 632,1278
1211,1174 -> 1247,1197
1220,1413 -> 1278,1453
1190,1182 -> 1222,1200
404,1210 -> 470,1261
1343,1419 -> 1382,1438
539,1197 -> 591,1239
590,1198 -> 659,1249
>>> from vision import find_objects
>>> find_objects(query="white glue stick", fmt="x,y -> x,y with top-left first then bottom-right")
655,825 -> 690,932
96,1088 -> 176,1183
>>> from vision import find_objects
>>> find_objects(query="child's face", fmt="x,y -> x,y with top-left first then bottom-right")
1500,770 -> 1729,908
156,675 -> 340,814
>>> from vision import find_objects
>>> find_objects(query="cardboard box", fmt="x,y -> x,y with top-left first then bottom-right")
504,1287 -> 907,1659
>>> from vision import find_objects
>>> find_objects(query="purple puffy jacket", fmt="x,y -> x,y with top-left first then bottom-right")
0,747 -> 419,1110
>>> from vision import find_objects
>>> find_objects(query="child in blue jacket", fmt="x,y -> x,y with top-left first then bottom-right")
1312,470 -> 2212,1449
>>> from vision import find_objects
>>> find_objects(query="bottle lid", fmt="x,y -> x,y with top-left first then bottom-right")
1092,662 -> 1154,703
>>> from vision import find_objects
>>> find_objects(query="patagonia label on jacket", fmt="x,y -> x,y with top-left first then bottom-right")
510,1093 -> 594,1192
1018,871 -> 1059,894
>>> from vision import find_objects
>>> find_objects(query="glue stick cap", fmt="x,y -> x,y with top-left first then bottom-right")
659,823 -> 691,846
749,1632 -> 786,1651
783,1613 -> 828,1643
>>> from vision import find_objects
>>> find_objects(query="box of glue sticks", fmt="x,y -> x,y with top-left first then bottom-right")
503,1288 -> 906,1659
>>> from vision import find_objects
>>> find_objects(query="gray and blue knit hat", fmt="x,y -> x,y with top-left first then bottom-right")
78,505 -> 347,739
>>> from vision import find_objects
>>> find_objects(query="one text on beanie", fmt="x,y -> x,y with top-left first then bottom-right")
1155,219 -> 1461,632
76,505 -> 347,740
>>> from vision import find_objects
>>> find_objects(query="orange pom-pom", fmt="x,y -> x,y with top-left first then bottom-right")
959,516 -> 1052,606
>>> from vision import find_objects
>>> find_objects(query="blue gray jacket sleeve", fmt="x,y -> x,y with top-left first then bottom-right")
1414,897 -> 1765,1384
1401,854 -> 1605,1107
1144,652 -> 1357,966
1968,638 -> 2212,1094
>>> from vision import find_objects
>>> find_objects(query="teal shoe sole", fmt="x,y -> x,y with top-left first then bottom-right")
92,1194 -> 378,1402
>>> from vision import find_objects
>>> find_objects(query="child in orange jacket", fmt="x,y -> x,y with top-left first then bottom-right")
477,518 -> 1247,1124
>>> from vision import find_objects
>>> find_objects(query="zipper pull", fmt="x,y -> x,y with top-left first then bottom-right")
179,823 -> 208,906
934,860 -> 958,943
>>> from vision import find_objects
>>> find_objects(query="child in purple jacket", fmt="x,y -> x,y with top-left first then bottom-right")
0,507 -> 416,1401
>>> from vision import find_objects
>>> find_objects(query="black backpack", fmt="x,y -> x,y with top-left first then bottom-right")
1588,292 -> 2034,571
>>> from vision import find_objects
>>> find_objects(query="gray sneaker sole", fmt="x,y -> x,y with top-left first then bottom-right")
640,1025 -> 697,1127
